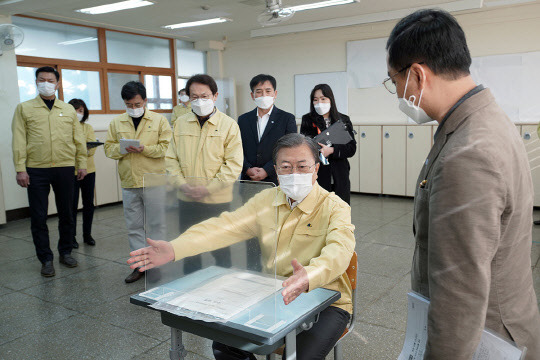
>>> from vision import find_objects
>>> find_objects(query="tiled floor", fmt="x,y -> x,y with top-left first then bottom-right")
0,193 -> 539,359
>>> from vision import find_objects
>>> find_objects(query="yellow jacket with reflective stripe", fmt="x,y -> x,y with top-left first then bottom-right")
165,109 -> 243,204
104,109 -> 171,189
75,123 -> 97,174
170,103 -> 192,129
170,183 -> 356,313
12,96 -> 87,172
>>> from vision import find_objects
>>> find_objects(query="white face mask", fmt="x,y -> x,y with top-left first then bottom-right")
278,172 -> 314,202
76,113 -> 84,122
398,69 -> 433,124
180,95 -> 189,103
314,102 -> 331,116
254,96 -> 274,110
126,106 -> 145,118
191,98 -> 215,117
37,82 -> 56,97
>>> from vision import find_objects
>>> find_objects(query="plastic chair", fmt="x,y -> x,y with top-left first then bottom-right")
333,251 -> 358,360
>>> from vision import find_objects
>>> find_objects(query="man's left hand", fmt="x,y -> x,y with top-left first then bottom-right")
126,145 -> 144,153
281,259 -> 309,305
190,185 -> 209,200
77,169 -> 87,180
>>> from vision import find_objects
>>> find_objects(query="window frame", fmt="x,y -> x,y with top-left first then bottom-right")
14,15 -> 177,115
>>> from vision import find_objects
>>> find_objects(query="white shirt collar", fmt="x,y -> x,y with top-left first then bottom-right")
257,105 -> 274,120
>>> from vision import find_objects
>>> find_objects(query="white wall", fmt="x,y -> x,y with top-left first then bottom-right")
0,15 -> 26,211
223,3 -> 540,119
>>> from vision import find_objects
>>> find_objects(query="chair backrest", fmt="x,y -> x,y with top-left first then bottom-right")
346,251 -> 358,290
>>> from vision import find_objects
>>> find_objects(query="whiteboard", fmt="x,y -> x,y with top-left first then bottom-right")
294,72 -> 348,119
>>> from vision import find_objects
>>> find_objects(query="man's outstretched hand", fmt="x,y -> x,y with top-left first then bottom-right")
281,258 -> 309,305
127,238 -> 175,272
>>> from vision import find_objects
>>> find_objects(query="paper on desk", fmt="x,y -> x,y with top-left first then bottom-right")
150,271 -> 282,322
398,292 -> 526,360
120,139 -> 140,154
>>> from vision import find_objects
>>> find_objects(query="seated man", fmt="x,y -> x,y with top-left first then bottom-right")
128,133 -> 355,360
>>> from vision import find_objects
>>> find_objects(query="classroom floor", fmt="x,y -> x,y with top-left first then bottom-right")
1,194 -> 539,360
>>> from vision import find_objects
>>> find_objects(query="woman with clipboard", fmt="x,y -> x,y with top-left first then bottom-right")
69,99 -> 98,248
300,84 -> 357,204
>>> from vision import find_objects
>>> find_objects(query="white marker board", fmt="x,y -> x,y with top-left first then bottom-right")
294,72 -> 348,119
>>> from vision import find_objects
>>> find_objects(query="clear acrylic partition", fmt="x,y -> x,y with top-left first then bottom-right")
139,174 -> 287,332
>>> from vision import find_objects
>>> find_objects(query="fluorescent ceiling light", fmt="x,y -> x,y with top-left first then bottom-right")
163,17 -> 231,30
76,0 -> 153,15
285,0 -> 356,12
58,37 -> 98,45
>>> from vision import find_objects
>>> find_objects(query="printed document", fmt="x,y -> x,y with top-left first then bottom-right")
398,292 -> 525,360
158,271 -> 281,321
120,139 -> 140,154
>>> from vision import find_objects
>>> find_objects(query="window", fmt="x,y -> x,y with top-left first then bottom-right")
107,72 -> 140,110
106,31 -> 171,68
145,75 -> 173,110
13,17 -> 99,62
62,69 -> 102,110
17,66 -> 40,103
177,40 -> 206,77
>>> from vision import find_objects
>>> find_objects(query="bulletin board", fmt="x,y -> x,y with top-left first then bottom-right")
294,71 -> 348,118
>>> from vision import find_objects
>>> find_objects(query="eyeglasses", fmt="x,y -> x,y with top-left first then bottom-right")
382,62 -> 424,94
276,163 -> 316,175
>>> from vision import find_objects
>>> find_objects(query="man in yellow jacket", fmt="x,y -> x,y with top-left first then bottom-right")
128,133 -> 355,360
165,74 -> 243,274
11,66 -> 87,277
104,81 -> 171,283
170,88 -> 191,129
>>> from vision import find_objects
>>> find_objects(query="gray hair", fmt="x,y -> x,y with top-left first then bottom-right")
272,133 -> 320,165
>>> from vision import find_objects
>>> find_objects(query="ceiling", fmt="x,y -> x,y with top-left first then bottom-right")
0,0 -> 538,42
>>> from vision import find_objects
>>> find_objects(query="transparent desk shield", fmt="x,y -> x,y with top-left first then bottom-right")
139,174 -> 284,330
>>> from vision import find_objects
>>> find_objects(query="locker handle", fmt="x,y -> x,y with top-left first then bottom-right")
384,132 -> 390,139
524,132 -> 531,140
360,132 -> 366,138
408,132 -> 414,139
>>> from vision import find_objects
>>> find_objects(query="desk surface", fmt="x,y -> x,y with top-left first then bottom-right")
130,266 -> 340,347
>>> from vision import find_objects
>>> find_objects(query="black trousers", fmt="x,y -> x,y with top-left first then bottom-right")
73,172 -> 96,237
27,167 -> 75,263
212,306 -> 350,360
178,201 -> 232,274
317,162 -> 351,205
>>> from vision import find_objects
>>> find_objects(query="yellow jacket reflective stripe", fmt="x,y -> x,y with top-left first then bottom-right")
169,183 -> 356,313
75,123 -> 97,174
104,109 -> 171,188
165,109 -> 243,204
170,103 -> 192,129
12,96 -> 87,172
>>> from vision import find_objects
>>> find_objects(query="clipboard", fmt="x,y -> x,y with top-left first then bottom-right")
313,120 -> 353,146
120,139 -> 140,154
86,141 -> 104,149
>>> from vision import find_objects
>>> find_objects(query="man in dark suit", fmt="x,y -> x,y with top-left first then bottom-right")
238,74 -> 297,186
238,74 -> 296,271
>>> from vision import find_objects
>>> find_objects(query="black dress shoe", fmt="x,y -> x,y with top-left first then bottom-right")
41,261 -> 55,277
59,254 -> 78,268
83,234 -> 96,246
72,238 -> 79,249
534,220 -> 540,225
125,268 -> 145,283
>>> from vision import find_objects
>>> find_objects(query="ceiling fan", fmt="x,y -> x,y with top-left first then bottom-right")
257,0 -> 295,27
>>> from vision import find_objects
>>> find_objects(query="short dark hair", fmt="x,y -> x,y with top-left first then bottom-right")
121,81 -> 147,101
273,133 -> 320,165
309,84 -> 340,123
68,98 -> 89,123
35,66 -> 59,81
249,74 -> 276,92
178,88 -> 187,95
386,9 -> 471,79
185,74 -> 218,96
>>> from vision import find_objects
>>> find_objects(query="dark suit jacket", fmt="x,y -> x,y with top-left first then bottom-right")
238,106 -> 297,185
300,112 -> 356,204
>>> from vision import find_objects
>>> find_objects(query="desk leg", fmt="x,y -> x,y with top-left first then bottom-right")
169,328 -> 187,360
284,329 -> 296,360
